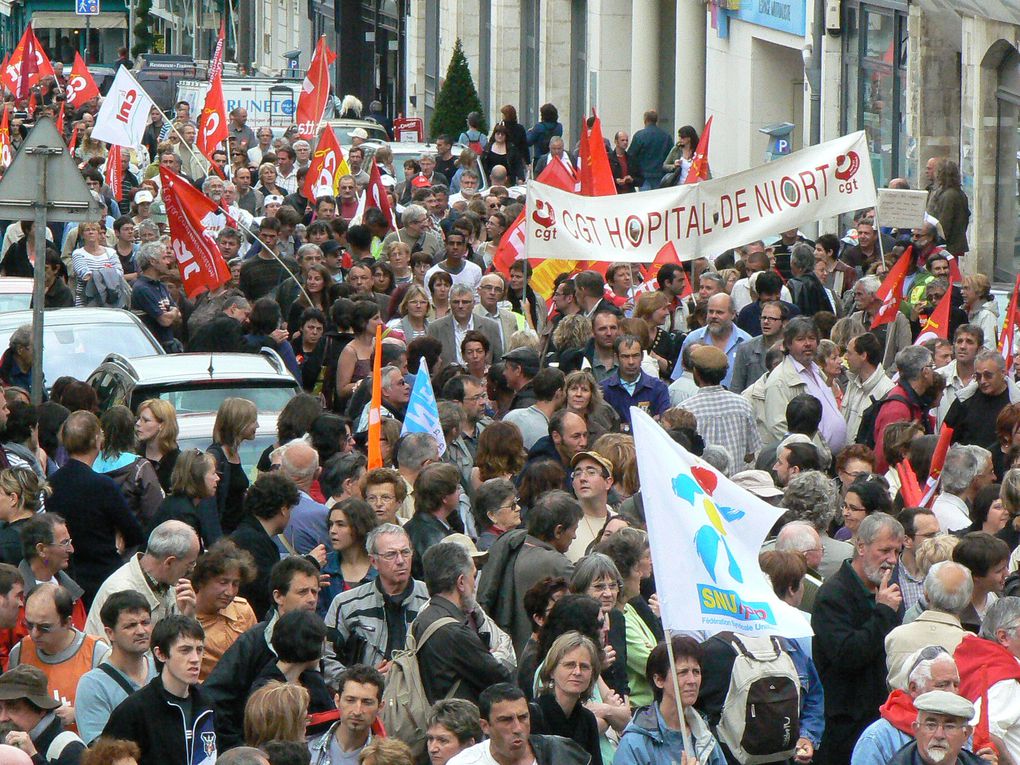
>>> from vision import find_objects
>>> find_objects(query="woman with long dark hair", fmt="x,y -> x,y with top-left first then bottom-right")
662,124 -> 701,185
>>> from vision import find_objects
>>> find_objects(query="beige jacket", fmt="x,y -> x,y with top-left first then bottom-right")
841,365 -> 895,443
884,609 -> 967,689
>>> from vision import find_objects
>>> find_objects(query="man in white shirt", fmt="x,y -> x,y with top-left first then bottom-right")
931,445 -> 994,532
565,451 -> 616,563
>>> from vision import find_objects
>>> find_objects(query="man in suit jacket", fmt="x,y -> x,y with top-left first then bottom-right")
474,273 -> 522,347
428,284 -> 503,367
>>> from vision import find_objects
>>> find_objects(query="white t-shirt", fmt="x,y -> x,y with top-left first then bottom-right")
425,260 -> 483,296
449,741 -> 536,765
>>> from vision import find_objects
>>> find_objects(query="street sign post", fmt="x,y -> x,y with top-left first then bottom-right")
0,117 -> 104,403
75,0 -> 100,14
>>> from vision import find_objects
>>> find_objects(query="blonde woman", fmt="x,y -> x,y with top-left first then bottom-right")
244,680 -> 310,747
136,399 -> 181,493
0,466 -> 50,563
961,274 -> 998,350
385,241 -> 413,286
208,397 -> 258,534
388,284 -> 430,341
634,292 -> 675,376
564,370 -> 620,441
151,449 -> 220,547
553,314 -> 593,375
815,339 -> 845,409
71,221 -> 122,306
591,433 -> 638,500
533,631 -> 604,763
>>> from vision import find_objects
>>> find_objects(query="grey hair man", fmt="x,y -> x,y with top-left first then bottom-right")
85,520 -> 200,636
327,523 -> 430,667
396,433 -> 440,521
780,471 -> 853,580
851,273 -> 912,370
873,345 -> 936,472
383,203 -> 442,260
277,439 -> 330,556
944,347 -> 1020,448
932,445 -> 994,533
851,646 -> 962,765
884,562 -> 973,689
774,520 -> 825,611
132,240 -> 182,352
812,513 -> 905,765
411,542 -> 514,704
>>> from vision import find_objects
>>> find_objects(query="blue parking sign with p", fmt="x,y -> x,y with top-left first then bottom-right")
76,0 -> 100,15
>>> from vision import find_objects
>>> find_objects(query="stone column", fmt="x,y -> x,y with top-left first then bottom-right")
630,0 -> 660,128
674,0 -> 706,127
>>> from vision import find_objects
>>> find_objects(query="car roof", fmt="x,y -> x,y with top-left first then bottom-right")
0,278 -> 33,295
362,140 -> 461,154
321,120 -> 389,141
0,307 -> 155,329
108,352 -> 296,384
176,410 -> 278,439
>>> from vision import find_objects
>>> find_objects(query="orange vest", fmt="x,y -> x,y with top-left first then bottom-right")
18,633 -> 101,709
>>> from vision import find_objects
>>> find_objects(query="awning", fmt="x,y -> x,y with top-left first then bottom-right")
0,0 -> 13,17
32,10 -> 127,28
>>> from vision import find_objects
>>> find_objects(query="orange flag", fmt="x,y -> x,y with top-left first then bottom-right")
869,246 -> 912,330
914,288 -> 953,345
999,271 -> 1020,373
366,325 -> 384,469
684,116 -> 713,184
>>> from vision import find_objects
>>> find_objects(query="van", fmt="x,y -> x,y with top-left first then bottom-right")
176,78 -> 332,130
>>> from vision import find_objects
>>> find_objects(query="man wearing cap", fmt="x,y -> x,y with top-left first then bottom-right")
888,691 -> 987,765
428,284 -> 502,368
504,368 -> 565,450
0,665 -> 85,764
411,542 -> 515,706
851,646 -> 962,765
681,344 -> 761,468
600,333 -> 670,431
566,451 -> 617,563
349,127 -> 369,147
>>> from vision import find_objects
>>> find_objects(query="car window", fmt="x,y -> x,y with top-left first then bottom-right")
139,384 -> 297,415
0,294 -> 32,313
0,323 -> 161,388
177,432 -> 278,482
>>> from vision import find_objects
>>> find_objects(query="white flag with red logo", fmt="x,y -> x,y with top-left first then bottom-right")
160,167 -> 232,297
65,52 -> 100,108
0,108 -> 12,170
104,144 -> 122,200
302,126 -> 349,199
365,159 -> 397,231
2,24 -> 55,100
295,36 -> 336,139
92,67 -> 154,148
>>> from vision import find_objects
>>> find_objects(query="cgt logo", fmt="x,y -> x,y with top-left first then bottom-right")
531,199 -> 557,241
834,151 -> 861,194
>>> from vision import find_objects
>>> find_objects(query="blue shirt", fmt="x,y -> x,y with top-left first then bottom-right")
279,490 -> 329,555
131,273 -> 176,347
672,325 -> 752,389
600,371 -> 670,430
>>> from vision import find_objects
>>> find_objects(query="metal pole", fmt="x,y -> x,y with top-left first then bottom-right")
29,147 -> 59,404
128,0 -> 135,58
85,17 -> 91,61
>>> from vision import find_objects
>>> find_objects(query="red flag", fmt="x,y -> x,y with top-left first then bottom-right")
684,116 -> 713,184
366,325 -> 384,469
586,110 -> 616,196
631,241 -> 693,298
921,426 -> 955,507
68,125 -> 79,154
55,106 -> 64,136
302,126 -> 349,199
914,287 -> 953,345
208,21 -> 226,82
197,71 -> 229,158
0,55 -> 7,95
577,119 -> 593,196
25,91 -> 35,118
159,167 -> 232,297
65,52 -> 100,108
104,144 -> 122,200
365,159 -> 397,231
295,36 -> 337,139
1000,272 -> 1020,373
896,461 -> 923,508
0,108 -> 12,170
4,24 -> 55,101
869,246 -> 912,330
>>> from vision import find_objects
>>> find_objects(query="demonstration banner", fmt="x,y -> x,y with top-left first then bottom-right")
525,131 -> 876,263
631,407 -> 812,637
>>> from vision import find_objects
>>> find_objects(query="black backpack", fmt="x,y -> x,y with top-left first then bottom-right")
855,393 -> 911,448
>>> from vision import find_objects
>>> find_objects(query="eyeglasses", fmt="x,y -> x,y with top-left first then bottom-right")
25,621 -> 56,634
573,467 -> 605,479
975,371 -> 1000,380
48,538 -> 73,549
376,548 -> 413,562
465,392 -> 488,402
590,582 -> 620,593
365,493 -> 396,504
919,720 -> 966,734
841,502 -> 867,514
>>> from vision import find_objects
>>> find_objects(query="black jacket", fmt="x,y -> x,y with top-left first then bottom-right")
404,512 -> 452,580
48,458 -> 145,603
411,595 -> 513,704
202,620 -> 275,749
886,740 -> 985,765
103,675 -> 217,765
811,560 -> 901,765
530,694 -> 602,765
508,382 -> 537,412
230,516 -> 282,620
1,239 -> 33,277
188,315 -> 246,353
787,272 -> 830,317
149,493 -> 222,550
31,712 -> 85,765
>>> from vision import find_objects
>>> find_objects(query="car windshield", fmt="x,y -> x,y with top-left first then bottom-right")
144,384 -> 297,415
7,323 -> 160,387
178,432 -> 278,482
0,294 -> 31,313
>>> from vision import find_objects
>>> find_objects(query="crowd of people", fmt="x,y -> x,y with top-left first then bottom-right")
0,68 -> 1004,765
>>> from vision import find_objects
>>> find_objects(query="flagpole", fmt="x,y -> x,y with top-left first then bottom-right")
664,629 -> 695,759
873,210 -> 887,268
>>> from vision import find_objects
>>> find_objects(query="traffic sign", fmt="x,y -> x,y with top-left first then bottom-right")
76,0 -> 100,15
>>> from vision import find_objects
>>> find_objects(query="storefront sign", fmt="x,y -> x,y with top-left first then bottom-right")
525,131 -> 876,263
732,0 -> 805,36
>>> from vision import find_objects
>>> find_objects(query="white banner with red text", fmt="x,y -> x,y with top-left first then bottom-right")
524,131 -> 876,262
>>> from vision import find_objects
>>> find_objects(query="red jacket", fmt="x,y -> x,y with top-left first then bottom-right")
874,383 -> 932,472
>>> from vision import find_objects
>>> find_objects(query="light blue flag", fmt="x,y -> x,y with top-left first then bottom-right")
400,362 -> 447,455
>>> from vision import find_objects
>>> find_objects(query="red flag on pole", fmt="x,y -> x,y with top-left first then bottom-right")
65,51 -> 100,108
999,272 -> 1020,374
914,287 -> 953,346
896,461 -> 923,509
366,325 -> 384,469
365,159 -> 397,231
577,118 -> 593,196
632,241 -> 693,298
0,108 -> 12,170
869,246 -> 913,330
159,167 -> 232,297
684,116 -> 713,184
55,104 -> 64,136
104,144 -> 122,200
921,425 -> 955,508
586,110 -> 616,196
68,124 -> 79,154
208,20 -> 226,82
4,24 -> 54,101
302,126 -> 349,199
197,71 -> 229,158
295,36 -> 337,139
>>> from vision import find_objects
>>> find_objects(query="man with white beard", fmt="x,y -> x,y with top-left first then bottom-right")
887,691 -> 990,765
812,513 -> 904,765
